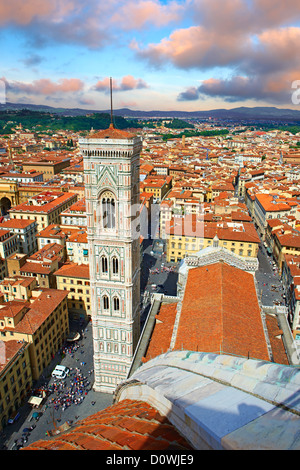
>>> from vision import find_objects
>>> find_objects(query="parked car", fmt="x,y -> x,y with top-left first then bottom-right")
51,365 -> 70,379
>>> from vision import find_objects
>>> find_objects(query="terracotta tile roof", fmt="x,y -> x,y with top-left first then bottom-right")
0,340 -> 28,373
140,163 -> 154,172
211,182 -> 235,191
174,263 -> 270,361
36,225 -> 67,239
0,301 -> 29,321
167,217 -> 260,243
67,230 -> 87,243
36,225 -> 84,240
0,276 -> 35,288
1,289 -> 68,335
144,302 -> 178,362
267,219 -> 285,228
61,198 -> 86,213
255,193 -> 298,212
0,219 -> 36,229
20,262 -> 53,275
54,262 -> 89,279
24,399 -> 192,450
30,243 -> 63,259
89,124 -> 136,140
0,229 -> 13,240
230,211 -> 252,222
283,254 -> 300,276
275,230 -> 300,248
142,178 -> 168,189
10,192 -> 76,214
264,314 -> 289,365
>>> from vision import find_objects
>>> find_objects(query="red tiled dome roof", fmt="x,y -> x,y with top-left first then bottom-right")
24,399 -> 192,450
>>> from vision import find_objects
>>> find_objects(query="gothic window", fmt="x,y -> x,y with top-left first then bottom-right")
103,295 -> 109,310
112,256 -> 119,275
101,192 -> 116,229
101,256 -> 108,273
113,296 -> 120,312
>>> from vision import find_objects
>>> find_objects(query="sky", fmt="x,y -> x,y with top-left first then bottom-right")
1,0 -> 300,112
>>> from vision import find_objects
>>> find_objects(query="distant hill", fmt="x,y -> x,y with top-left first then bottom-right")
109,106 -> 300,121
0,108 -> 142,134
1,102 -> 300,121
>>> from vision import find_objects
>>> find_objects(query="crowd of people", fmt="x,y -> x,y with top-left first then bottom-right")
149,264 -> 176,275
47,367 -> 93,412
62,340 -> 86,359
37,335 -> 94,414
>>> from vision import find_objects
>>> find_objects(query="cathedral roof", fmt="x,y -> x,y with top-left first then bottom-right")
175,262 -> 271,360
88,124 -> 136,140
23,399 -> 191,450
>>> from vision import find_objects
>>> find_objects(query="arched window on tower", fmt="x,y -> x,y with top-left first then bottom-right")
101,192 -> 115,229
103,295 -> 109,311
113,296 -> 120,312
112,257 -> 119,275
101,256 -> 108,274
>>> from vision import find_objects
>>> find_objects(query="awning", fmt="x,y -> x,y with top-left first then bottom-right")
66,332 -> 81,342
28,396 -> 43,406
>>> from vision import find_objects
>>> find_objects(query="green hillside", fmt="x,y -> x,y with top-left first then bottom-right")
0,109 -> 142,135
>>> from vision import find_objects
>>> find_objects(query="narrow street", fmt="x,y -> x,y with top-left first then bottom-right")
140,240 -> 179,323
255,243 -> 286,307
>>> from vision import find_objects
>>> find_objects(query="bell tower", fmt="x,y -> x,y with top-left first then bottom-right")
79,91 -> 142,393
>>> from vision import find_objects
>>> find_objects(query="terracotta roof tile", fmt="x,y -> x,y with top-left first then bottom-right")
10,192 -> 76,214
89,124 -> 135,140
256,193 -> 299,212
54,262 -> 89,279
0,340 -> 28,373
167,217 -> 260,243
0,289 -> 68,335
275,230 -> 300,248
265,314 -> 289,365
144,302 -> 177,362
174,263 -> 270,361
44,441 -> 77,451
0,219 -> 35,229
65,433 -> 122,450
24,399 -> 191,450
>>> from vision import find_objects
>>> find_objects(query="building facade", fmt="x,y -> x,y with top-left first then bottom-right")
22,159 -> 71,181
0,219 -> 38,255
166,217 -> 260,263
54,262 -> 91,322
9,191 -> 77,232
0,340 -> 32,431
79,124 -> 142,393
0,290 -> 69,380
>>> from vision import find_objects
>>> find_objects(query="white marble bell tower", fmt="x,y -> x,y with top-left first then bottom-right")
79,120 -> 142,393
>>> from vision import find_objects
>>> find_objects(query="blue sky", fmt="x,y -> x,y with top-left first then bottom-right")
1,0 -> 300,111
